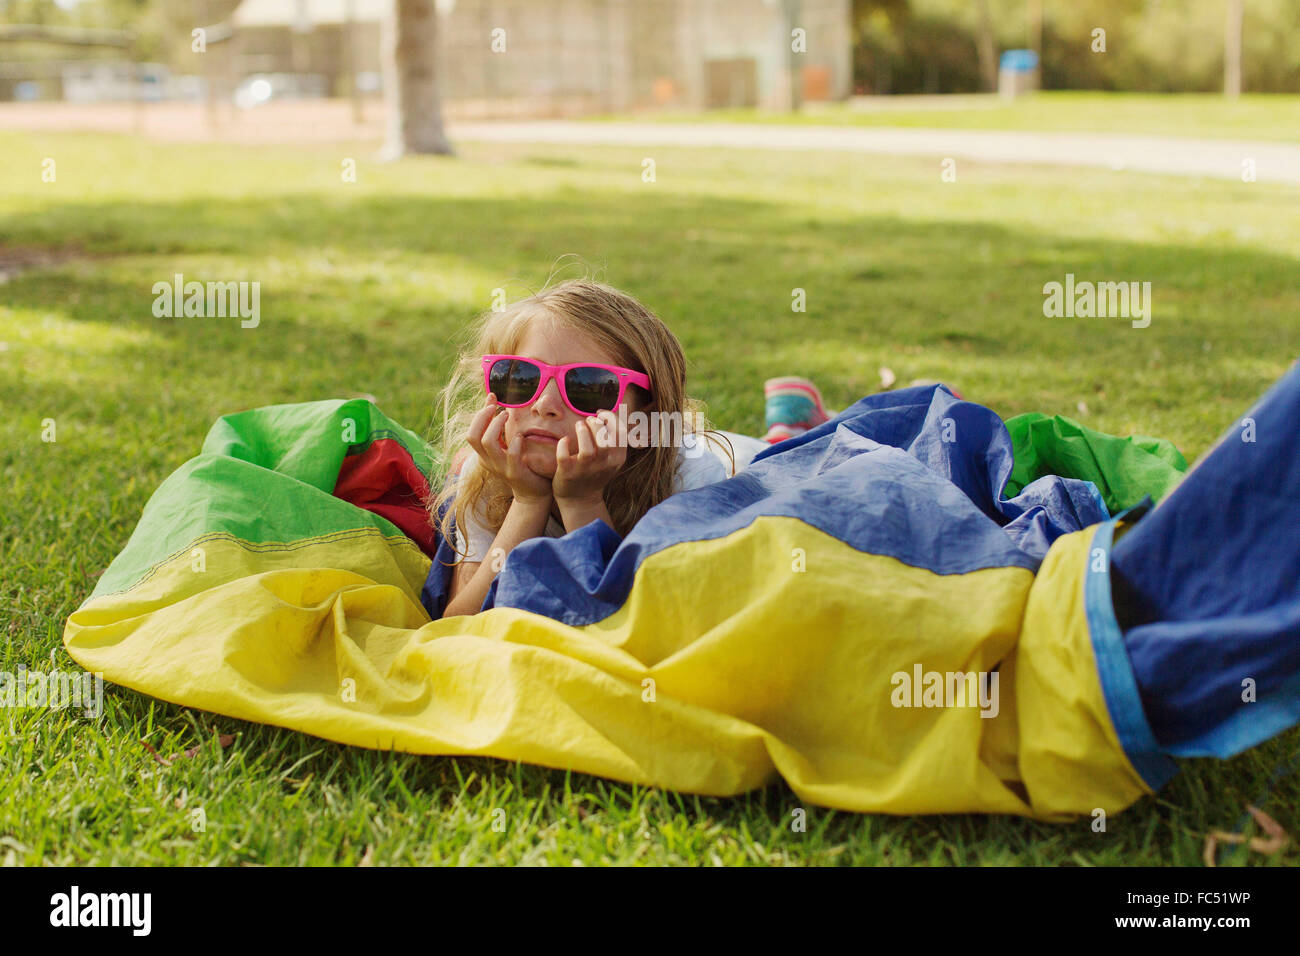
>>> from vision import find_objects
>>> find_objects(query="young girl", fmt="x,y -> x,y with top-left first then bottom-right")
430,279 -> 820,618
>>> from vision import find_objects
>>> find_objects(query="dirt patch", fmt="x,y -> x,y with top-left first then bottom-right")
0,100 -> 600,145
0,246 -> 89,283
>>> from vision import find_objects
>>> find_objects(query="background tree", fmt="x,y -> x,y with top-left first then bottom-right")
382,0 -> 452,159
850,0 -> 1300,95
1225,0 -> 1244,97
973,0 -> 997,91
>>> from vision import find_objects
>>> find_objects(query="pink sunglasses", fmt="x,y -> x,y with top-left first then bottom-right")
482,354 -> 651,416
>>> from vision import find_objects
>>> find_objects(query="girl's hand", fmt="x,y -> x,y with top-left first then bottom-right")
466,393 -> 554,504
553,410 -> 627,506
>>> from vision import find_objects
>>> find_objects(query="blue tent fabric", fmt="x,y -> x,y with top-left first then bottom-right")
1085,509 -> 1181,790
745,383 -> 1111,556
1113,360 -> 1300,758
421,384 -> 1112,624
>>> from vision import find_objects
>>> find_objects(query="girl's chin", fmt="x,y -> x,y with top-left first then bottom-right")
521,449 -> 557,477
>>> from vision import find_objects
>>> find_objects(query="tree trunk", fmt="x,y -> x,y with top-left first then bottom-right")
974,0 -> 998,93
784,0 -> 803,111
1224,0 -> 1244,98
382,0 -> 453,158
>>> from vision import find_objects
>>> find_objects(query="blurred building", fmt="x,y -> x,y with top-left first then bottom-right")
227,0 -> 852,115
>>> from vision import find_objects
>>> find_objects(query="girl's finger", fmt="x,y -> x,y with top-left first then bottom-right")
599,410 -> 622,449
468,403 -> 496,441
465,414 -> 489,457
504,431 -> 525,466
574,419 -> 596,458
587,414 -> 610,449
480,408 -> 508,464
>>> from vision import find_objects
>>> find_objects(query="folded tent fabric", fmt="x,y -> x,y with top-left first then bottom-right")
79,398 -> 439,607
1003,412 -> 1188,514
1110,362 -> 1300,759
333,435 -> 440,557
62,373 -> 1300,819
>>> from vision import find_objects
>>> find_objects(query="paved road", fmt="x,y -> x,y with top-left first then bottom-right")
451,120 -> 1300,184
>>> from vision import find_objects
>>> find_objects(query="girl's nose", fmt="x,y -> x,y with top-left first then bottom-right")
530,377 -> 566,417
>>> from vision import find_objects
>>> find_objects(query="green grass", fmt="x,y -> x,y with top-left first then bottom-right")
592,91 -> 1300,143
1,129 -> 1298,865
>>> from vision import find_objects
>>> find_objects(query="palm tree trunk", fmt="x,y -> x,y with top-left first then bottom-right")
382,0 -> 453,158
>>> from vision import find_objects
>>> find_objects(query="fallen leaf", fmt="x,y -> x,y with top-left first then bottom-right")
878,367 -> 896,389
141,740 -> 172,767
1242,804 -> 1290,854
150,731 -> 236,764
1203,804 -> 1292,866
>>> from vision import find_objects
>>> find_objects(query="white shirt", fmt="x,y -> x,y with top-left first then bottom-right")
451,432 -> 753,564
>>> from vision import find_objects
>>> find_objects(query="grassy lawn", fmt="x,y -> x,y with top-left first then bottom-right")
594,91 -> 1300,143
2,128 -> 1298,865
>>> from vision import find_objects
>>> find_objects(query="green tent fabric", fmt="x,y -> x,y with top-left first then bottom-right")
1004,413 -> 1188,514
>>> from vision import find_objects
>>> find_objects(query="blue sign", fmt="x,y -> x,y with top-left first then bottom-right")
1000,49 -> 1039,73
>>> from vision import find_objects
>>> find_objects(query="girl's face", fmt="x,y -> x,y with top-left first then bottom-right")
498,320 -> 640,478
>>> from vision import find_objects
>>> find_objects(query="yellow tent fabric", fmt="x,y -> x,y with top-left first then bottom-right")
65,515 -> 1152,821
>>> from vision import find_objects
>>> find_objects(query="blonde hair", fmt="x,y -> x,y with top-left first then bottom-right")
428,278 -> 733,561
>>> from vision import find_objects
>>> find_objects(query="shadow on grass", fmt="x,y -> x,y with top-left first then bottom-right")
4,190 -> 1298,386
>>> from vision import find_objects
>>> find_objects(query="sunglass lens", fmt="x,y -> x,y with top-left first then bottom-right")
564,366 -> 621,414
489,359 -> 540,405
